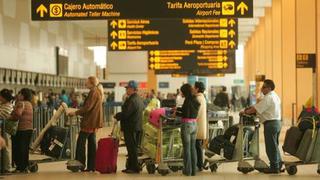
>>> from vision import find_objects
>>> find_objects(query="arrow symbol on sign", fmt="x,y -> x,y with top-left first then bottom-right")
228,30 -> 236,38
111,41 -> 118,50
229,41 -> 236,49
110,20 -> 117,28
36,4 -> 48,18
223,56 -> 228,61
228,19 -> 236,27
110,31 -> 118,39
150,51 -> 154,56
237,2 -> 248,15
149,64 -> 155,69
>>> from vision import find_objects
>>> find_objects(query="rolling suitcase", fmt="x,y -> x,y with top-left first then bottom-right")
208,135 -> 225,155
295,129 -> 313,161
223,140 -> 235,160
95,137 -> 119,173
282,126 -> 303,155
40,126 -> 70,159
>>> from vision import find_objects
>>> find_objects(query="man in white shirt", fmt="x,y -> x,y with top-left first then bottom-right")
240,79 -> 282,174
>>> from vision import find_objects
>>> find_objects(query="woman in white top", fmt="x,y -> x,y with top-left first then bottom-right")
194,81 -> 207,171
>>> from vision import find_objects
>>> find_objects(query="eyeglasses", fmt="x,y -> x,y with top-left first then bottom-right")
261,86 -> 268,89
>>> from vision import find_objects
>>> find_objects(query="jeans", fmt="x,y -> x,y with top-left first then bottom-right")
264,120 -> 282,170
75,131 -> 96,171
3,133 -> 11,171
12,130 -> 33,171
195,140 -> 203,170
123,129 -> 139,171
181,122 -> 197,176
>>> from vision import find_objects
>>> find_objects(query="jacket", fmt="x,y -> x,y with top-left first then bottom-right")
119,93 -> 144,131
177,95 -> 200,119
11,101 -> 33,131
76,87 -> 104,129
196,93 -> 207,139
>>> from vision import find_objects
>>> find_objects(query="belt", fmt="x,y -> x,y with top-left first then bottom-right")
181,118 -> 197,123
264,120 -> 280,125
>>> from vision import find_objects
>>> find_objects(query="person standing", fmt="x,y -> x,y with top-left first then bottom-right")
176,84 -> 200,176
240,79 -> 282,174
68,76 -> 104,172
214,86 -> 230,110
10,88 -> 33,173
115,80 -> 144,174
193,82 -> 207,171
0,89 -> 14,173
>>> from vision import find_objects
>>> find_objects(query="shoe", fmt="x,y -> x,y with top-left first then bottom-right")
198,167 -> 203,172
263,168 -> 280,174
121,169 -> 139,174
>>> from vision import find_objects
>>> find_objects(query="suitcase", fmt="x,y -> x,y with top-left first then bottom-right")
149,108 -> 166,128
224,140 -> 235,160
282,126 -> 303,155
40,126 -> 70,159
95,138 -> 119,173
295,129 -> 313,161
208,135 -> 225,155
311,130 -> 320,162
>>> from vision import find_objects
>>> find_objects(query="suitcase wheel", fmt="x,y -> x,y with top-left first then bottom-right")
317,169 -> 320,175
158,169 -> 169,176
210,163 -> 218,172
146,163 -> 156,174
286,165 -> 297,175
29,162 -> 38,173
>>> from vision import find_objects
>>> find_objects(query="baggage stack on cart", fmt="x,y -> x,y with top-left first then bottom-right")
282,107 -> 320,175
139,108 -> 183,176
203,114 -> 268,174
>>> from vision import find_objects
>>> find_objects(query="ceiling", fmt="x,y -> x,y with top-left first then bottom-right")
74,0 -> 272,47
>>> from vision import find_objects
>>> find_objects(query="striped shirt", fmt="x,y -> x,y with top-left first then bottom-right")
0,103 -> 14,120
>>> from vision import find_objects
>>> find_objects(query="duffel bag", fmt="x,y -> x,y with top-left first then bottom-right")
282,126 -> 303,155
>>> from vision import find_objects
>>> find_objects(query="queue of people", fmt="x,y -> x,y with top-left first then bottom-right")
0,77 -> 283,176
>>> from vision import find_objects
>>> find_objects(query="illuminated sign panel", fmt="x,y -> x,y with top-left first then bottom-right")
108,19 -> 238,51
32,0 -> 253,20
148,50 -> 236,74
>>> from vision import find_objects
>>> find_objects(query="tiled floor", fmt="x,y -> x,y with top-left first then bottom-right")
2,116 -> 320,179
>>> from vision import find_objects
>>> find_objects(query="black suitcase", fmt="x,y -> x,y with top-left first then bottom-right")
40,126 -> 70,159
208,135 -> 225,155
223,141 -> 235,160
282,126 -> 303,155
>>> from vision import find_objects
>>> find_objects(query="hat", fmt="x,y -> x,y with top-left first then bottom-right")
126,80 -> 138,89
0,89 -> 14,102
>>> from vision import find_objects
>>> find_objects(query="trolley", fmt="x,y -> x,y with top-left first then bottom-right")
28,104 -> 82,173
139,115 -> 183,176
283,129 -> 320,175
203,114 -> 268,174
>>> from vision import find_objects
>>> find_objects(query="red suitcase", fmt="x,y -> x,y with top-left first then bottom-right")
95,137 -> 119,173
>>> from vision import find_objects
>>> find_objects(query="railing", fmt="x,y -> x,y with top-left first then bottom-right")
103,102 -> 123,126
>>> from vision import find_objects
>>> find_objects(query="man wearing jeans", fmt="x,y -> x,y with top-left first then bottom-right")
240,79 -> 282,174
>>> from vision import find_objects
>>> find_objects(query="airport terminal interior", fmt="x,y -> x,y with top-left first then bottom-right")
0,0 -> 320,179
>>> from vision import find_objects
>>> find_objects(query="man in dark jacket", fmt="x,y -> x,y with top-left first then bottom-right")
214,86 -> 230,109
115,80 -> 144,174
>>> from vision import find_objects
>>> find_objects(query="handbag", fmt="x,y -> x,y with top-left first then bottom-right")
4,102 -> 25,136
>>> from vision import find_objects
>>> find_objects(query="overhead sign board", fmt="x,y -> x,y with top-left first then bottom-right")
149,49 -> 236,74
32,0 -> 253,21
296,53 -> 316,72
108,18 -> 238,51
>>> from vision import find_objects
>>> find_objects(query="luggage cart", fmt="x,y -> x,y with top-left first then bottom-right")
203,114 -> 268,174
283,129 -> 320,175
28,105 -> 82,173
140,116 -> 184,176
205,110 -> 230,158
